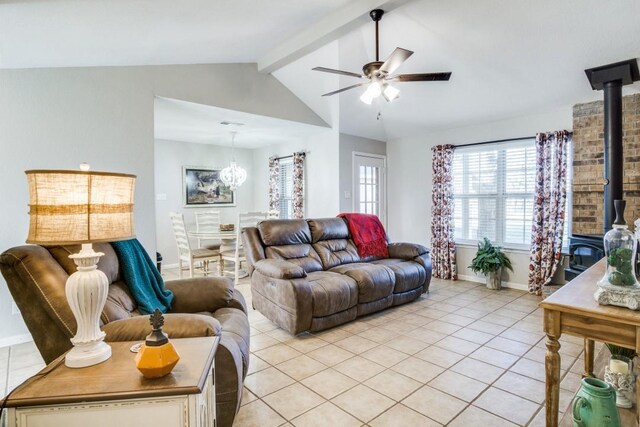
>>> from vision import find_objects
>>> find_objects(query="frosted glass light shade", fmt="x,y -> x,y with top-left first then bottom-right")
26,170 -> 136,245
220,161 -> 247,191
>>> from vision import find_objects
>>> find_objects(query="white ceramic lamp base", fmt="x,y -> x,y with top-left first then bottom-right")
65,243 -> 112,368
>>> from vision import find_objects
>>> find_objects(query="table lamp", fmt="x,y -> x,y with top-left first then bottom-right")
25,165 -> 136,368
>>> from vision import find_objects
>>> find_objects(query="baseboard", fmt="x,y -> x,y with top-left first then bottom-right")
457,274 -> 529,291
0,333 -> 33,348
162,262 -> 179,270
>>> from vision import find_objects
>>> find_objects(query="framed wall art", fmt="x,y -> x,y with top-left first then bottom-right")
183,166 -> 235,207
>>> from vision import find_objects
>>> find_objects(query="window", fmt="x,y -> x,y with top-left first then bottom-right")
279,158 -> 294,219
452,139 -> 572,249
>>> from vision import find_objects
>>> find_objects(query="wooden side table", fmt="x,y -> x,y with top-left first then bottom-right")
540,260 -> 640,427
4,337 -> 219,427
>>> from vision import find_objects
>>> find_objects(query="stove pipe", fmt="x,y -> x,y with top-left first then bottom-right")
585,59 -> 640,233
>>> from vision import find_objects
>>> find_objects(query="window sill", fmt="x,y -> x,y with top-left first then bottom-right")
455,242 -> 530,254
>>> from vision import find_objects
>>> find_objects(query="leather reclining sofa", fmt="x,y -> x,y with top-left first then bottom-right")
242,217 -> 433,334
0,243 -> 249,427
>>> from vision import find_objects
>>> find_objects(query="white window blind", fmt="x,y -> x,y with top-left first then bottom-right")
453,138 -> 571,250
279,158 -> 294,219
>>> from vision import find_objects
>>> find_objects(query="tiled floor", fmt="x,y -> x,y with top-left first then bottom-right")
1,268 -> 590,426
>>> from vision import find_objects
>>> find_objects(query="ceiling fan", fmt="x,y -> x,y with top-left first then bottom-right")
312,9 -> 452,104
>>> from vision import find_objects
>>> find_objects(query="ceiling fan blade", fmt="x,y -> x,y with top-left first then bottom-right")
391,72 -> 452,82
312,67 -> 364,78
379,47 -> 413,75
321,82 -> 368,97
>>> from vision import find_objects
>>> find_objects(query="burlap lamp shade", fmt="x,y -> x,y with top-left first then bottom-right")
25,170 -> 136,245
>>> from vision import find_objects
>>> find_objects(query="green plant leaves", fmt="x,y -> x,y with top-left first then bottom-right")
469,237 -> 514,274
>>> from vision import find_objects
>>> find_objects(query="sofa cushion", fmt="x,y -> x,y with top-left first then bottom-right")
329,263 -> 395,303
306,271 -> 358,317
372,258 -> 426,293
313,239 -> 360,270
308,218 -> 350,242
258,219 -> 312,246
265,244 -> 323,273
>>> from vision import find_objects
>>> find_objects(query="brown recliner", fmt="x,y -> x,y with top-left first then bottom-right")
242,217 -> 432,334
0,243 -> 249,427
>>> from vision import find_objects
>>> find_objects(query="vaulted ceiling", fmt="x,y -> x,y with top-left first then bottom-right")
2,0 -> 639,141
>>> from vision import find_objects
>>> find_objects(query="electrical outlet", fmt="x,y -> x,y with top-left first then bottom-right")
156,193 -> 167,201
11,301 -> 20,315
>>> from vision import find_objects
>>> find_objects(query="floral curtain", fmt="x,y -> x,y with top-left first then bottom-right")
431,144 -> 457,280
268,156 -> 280,213
528,130 -> 571,295
292,152 -> 305,219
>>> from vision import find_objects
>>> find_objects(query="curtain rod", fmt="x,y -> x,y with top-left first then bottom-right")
454,131 -> 573,148
273,151 -> 308,161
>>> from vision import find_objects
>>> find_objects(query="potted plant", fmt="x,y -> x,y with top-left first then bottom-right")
469,237 -> 513,290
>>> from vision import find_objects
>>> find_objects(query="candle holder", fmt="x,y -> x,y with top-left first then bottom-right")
604,354 -> 635,408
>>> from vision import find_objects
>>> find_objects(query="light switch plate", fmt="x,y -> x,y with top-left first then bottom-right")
156,193 -> 167,201
344,191 -> 351,199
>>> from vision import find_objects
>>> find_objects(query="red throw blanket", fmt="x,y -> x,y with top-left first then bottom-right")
338,213 -> 388,258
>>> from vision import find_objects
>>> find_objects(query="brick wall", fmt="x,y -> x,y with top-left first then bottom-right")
572,93 -> 640,235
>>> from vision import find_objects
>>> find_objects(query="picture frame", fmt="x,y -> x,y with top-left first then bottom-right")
183,166 -> 236,207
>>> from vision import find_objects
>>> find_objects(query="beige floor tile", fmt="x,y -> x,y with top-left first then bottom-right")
291,401 -> 361,427
356,327 -> 398,344
364,370 -> 422,401
455,307 -> 491,320
493,371 -> 545,403
301,368 -> 358,399
265,327 -> 296,343
439,313 -> 475,326
247,355 -> 270,375
398,313 -> 433,326
276,355 -> 327,381
424,320 -> 462,335
485,336 -> 532,356
450,357 -> 505,384
251,334 -> 280,352
360,345 -> 409,368
449,405 -> 517,427
433,336 -> 481,356
429,370 -> 488,402
263,383 -> 325,420
369,404 -> 442,427
307,344 -> 354,366
523,345 -> 546,363
403,328 -> 448,344
244,367 -> 295,397
414,346 -> 464,368
333,335 -> 378,354
560,371 -> 582,392
499,328 -> 544,345
339,321 -> 371,334
468,320 -> 508,335
390,357 -> 446,383
234,399 -> 286,427
286,335 -> 329,353
470,346 -> 519,369
254,344 -> 302,365
385,335 -> 429,355
414,307 -> 449,319
253,320 -> 280,333
380,321 -> 418,334
433,302 -> 461,313
451,327 -> 495,344
558,341 -> 584,358
474,387 -> 540,425
333,355 -> 386,382
528,407 -> 546,427
310,328 -> 352,343
510,357 -> 546,380
493,308 -> 528,320
331,384 -> 395,423
401,385 -> 466,425
241,387 -> 258,406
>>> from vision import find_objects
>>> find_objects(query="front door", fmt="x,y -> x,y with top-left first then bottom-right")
353,153 -> 386,226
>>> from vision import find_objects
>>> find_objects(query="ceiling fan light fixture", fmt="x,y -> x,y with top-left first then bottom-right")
360,81 -> 382,104
360,90 -> 375,105
383,84 -> 400,101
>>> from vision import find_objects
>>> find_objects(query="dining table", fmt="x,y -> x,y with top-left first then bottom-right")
187,229 -> 238,276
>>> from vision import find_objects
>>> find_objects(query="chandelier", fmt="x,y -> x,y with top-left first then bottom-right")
220,131 -> 247,190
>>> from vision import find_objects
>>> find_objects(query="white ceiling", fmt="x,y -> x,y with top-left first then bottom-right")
0,0 -> 352,68
3,0 -> 640,141
154,97 -> 328,148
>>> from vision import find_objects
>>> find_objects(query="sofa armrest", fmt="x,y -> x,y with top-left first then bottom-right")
255,259 -> 307,280
165,277 -> 234,313
103,313 -> 221,342
387,242 -> 429,260
228,289 -> 248,314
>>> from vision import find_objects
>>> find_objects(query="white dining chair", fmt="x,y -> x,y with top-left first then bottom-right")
169,212 -> 220,278
195,210 -> 222,250
221,211 -> 269,284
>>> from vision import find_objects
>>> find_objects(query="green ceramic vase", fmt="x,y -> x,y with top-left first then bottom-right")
572,377 -> 621,427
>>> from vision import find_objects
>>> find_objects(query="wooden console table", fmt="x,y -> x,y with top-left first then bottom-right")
540,260 -> 640,427
4,337 -> 219,427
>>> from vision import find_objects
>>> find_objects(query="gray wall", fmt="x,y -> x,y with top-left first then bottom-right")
0,63 -> 325,343
339,133 -> 386,214
386,107 -> 573,288
154,139 -> 254,266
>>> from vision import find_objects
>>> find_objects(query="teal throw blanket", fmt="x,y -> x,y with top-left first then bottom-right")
111,239 -> 174,314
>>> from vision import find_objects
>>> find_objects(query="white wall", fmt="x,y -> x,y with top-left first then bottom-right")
0,63 -> 326,343
252,128 -> 341,219
154,139 -> 255,266
387,106 -> 573,287
339,133 -> 386,213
